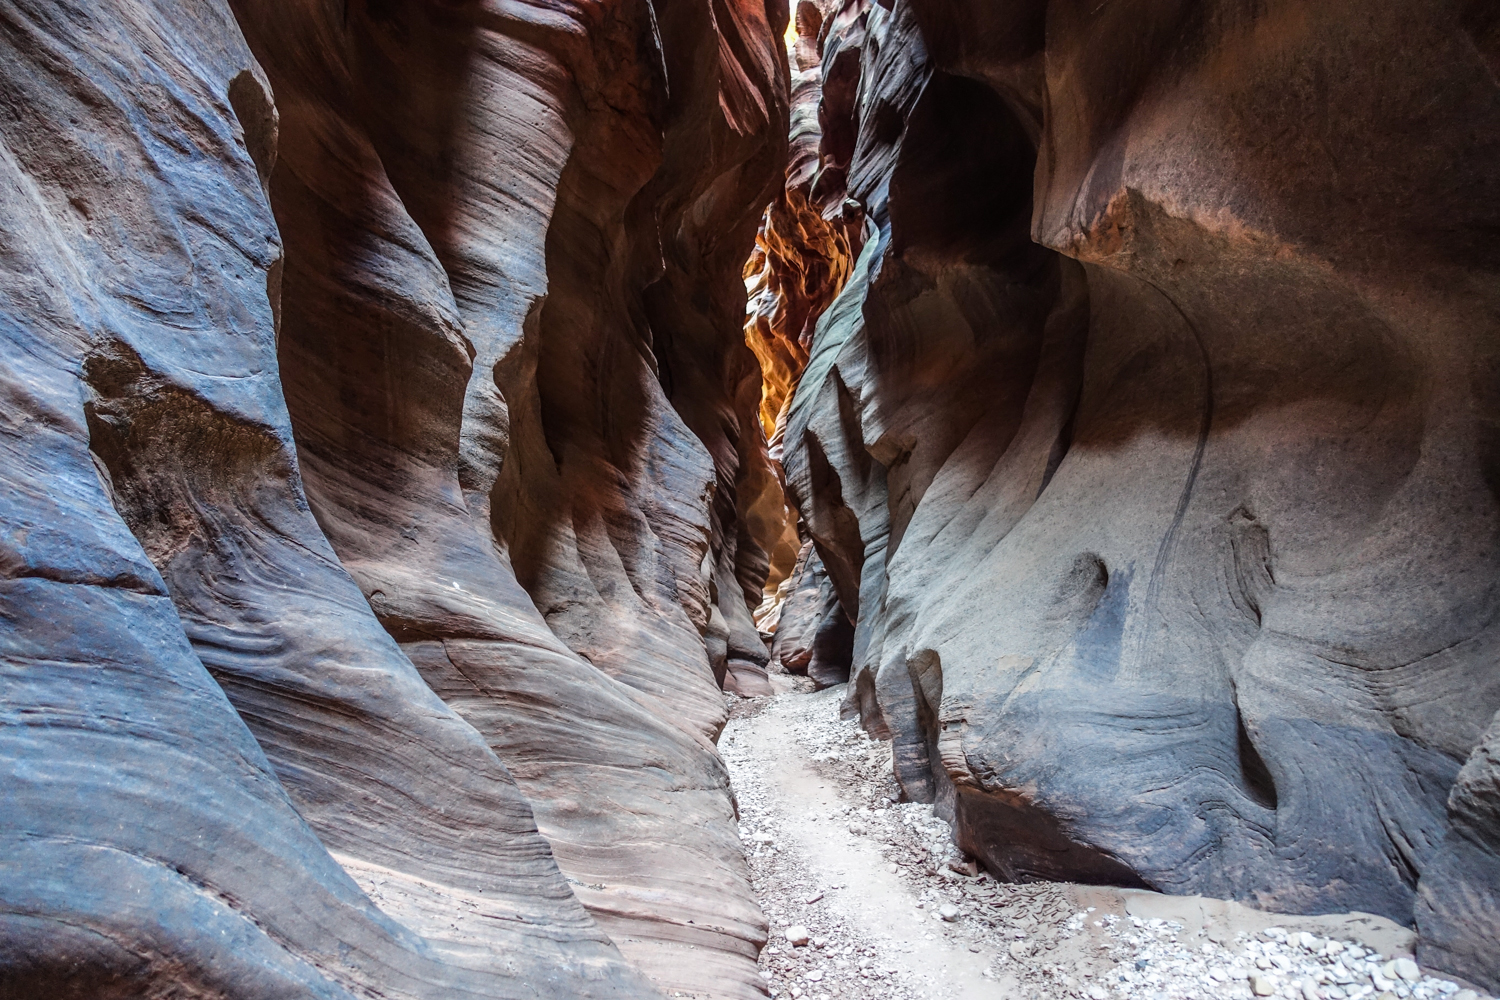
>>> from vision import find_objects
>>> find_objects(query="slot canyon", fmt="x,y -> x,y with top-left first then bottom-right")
1,1 -> 1498,999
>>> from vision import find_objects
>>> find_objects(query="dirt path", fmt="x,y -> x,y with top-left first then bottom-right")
718,684 -> 1486,1000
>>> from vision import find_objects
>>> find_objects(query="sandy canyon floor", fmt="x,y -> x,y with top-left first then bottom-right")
716,684 -> 1492,1000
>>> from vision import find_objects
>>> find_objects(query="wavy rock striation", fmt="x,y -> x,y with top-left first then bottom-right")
0,0 -> 786,997
773,0 -> 1500,990
7,0 -> 1500,994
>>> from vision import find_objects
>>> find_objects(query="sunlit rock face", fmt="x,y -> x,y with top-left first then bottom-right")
740,1 -> 859,645
776,0 -> 1500,988
742,1 -> 858,448
0,0 -> 785,997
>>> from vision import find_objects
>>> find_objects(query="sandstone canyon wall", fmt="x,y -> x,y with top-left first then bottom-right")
0,0 -> 786,997
5,0 -> 1500,997
765,0 -> 1500,990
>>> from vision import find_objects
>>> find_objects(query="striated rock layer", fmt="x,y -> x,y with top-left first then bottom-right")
774,0 -> 1500,990
8,0 -> 1500,994
0,0 -> 787,998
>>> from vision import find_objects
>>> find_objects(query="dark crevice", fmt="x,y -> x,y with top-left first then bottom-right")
1234,701 -> 1279,812
1037,400 -> 1076,498
226,69 -> 278,192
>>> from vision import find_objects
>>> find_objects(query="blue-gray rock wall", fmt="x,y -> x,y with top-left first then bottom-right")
777,0 -> 1500,988
0,0 -> 788,996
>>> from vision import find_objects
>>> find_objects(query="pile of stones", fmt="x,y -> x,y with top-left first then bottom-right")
1079,916 -> 1489,1000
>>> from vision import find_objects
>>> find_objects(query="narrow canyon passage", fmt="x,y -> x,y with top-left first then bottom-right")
3,1 -> 1499,999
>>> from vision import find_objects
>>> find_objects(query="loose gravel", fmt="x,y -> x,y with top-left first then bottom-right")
716,682 -> 1494,1000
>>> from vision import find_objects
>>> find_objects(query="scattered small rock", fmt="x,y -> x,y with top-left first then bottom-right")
721,686 -> 1499,1000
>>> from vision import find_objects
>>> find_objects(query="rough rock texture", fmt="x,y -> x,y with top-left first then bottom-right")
0,0 -> 787,997
774,0 -> 1500,990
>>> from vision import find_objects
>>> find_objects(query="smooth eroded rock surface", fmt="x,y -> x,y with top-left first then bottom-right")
7,0 -> 1500,995
1,0 -> 788,997
771,0 -> 1500,989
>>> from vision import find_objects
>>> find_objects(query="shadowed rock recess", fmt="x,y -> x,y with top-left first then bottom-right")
2,1 -> 1498,999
